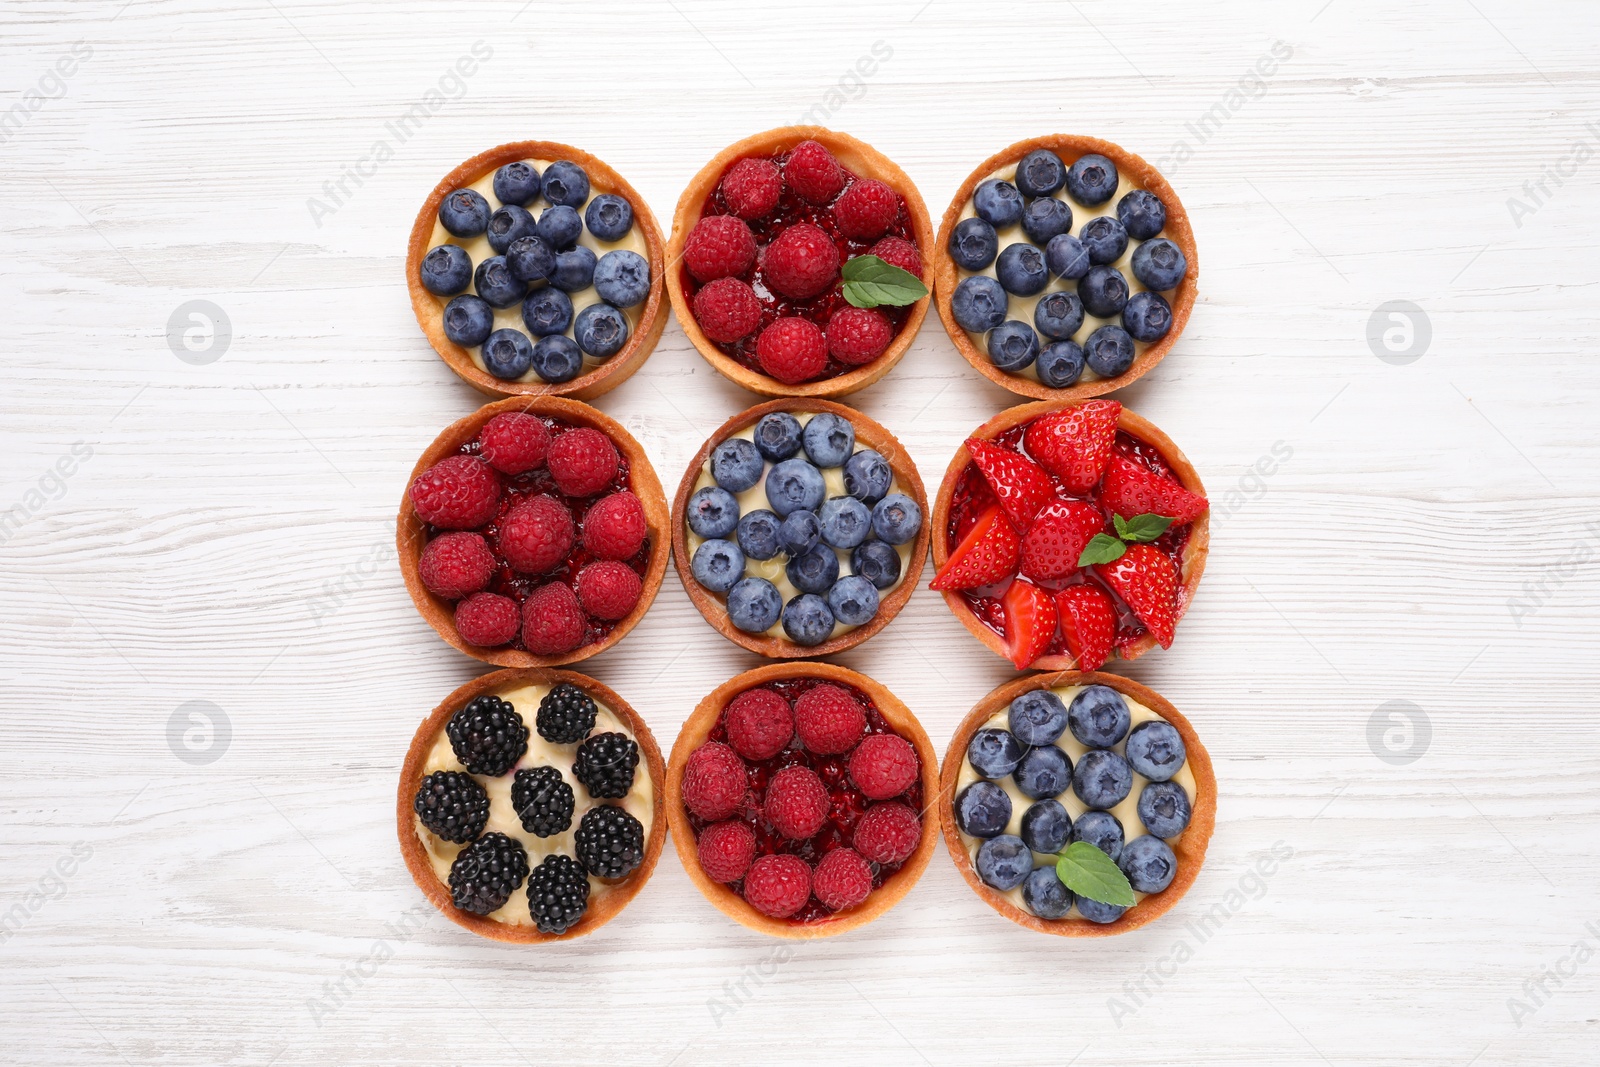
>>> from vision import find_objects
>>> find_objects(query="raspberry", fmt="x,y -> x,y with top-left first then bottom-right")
521,581 -> 585,656
454,592 -> 520,647
697,820 -> 756,883
582,491 -> 647,560
478,412 -> 550,474
575,560 -> 641,621
720,157 -> 783,220
762,222 -> 840,300
756,317 -> 828,385
742,853 -> 812,919
870,236 -> 923,280
812,847 -> 873,911
410,455 -> 500,530
497,494 -> 574,574
724,688 -> 794,761
852,802 -> 921,865
783,140 -> 844,204
764,765 -> 828,839
847,733 -> 919,800
825,307 -> 892,366
691,277 -> 762,343
547,427 -> 619,497
417,531 -> 495,599
683,215 -> 757,283
833,179 -> 899,241
794,684 -> 866,755
681,742 -> 747,821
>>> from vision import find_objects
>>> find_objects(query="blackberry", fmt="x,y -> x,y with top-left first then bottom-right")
412,771 -> 489,844
511,766 -> 576,837
448,832 -> 529,915
572,732 -> 639,799
574,804 -> 645,879
536,683 -> 598,744
526,854 -> 590,934
446,695 -> 528,777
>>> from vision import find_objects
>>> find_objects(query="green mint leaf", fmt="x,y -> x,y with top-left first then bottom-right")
1077,533 -> 1127,567
1055,841 -> 1136,907
1116,513 -> 1175,543
840,254 -> 929,309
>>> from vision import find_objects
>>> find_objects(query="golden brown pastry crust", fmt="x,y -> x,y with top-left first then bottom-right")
932,135 -> 1199,401
397,667 -> 667,943
665,126 -> 935,399
929,401 -> 1210,669
665,662 -> 939,939
937,670 -> 1216,936
405,141 -> 668,402
397,396 -> 670,667
669,398 -> 930,658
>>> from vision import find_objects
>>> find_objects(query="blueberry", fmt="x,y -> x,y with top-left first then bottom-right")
692,538 -> 746,594
753,413 -> 803,462
1125,720 -> 1187,782
574,303 -> 629,358
480,329 -> 533,380
442,295 -> 494,347
966,727 -> 1025,779
827,575 -> 879,626
540,161 -> 590,208
711,438 -> 764,492
785,544 -> 840,594
781,593 -> 835,646
1010,689 -> 1068,746
727,577 -> 782,633
954,781 -> 1012,839
1015,149 -> 1067,198
1022,867 -> 1074,919
473,256 -> 527,309
1120,835 -> 1177,893
487,205 -> 536,255
1078,265 -> 1129,318
1065,153 -> 1119,206
948,217 -> 999,271
1015,745 -> 1072,800
521,288 -> 574,336
801,412 -> 855,468
1021,196 -> 1073,245
843,449 -> 891,504
951,276 -> 1009,333
765,459 -> 825,516
987,320 -> 1039,372
550,247 -> 597,292
1034,291 -> 1084,341
1138,781 -> 1192,839
819,496 -> 871,549
1132,237 -> 1188,291
851,540 -> 901,590
593,249 -> 650,308
972,178 -> 1023,228
1045,233 -> 1092,280
1122,291 -> 1173,343
584,193 -> 633,242
1076,895 -> 1128,924
1067,685 -> 1130,748
529,335 -> 583,383
1080,216 -> 1129,265
995,243 -> 1049,297
1020,799 -> 1073,854
493,161 -> 542,206
1071,809 -> 1125,863
687,486 -> 740,539
871,493 -> 922,545
736,509 -> 782,561
1084,325 -> 1137,377
975,835 -> 1033,891
535,205 -> 583,251
1072,749 -> 1133,810
439,188 -> 490,237
778,510 -> 821,555
1117,190 -> 1166,240
505,235 -> 555,283
421,244 -> 472,295
1037,341 -> 1086,389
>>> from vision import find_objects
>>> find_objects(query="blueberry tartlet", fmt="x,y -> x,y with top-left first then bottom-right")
398,668 -> 665,942
407,142 -> 667,400
666,127 -> 935,398
934,136 -> 1198,400
939,671 -> 1214,936
666,662 -> 939,938
671,399 -> 930,658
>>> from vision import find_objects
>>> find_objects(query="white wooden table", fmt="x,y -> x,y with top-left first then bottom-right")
5,1 -> 1598,1063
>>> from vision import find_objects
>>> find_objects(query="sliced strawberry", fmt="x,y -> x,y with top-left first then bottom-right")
966,438 -> 1056,531
930,506 -> 1020,591
1054,584 -> 1115,670
1095,544 -> 1179,649
1099,454 -> 1208,525
1001,578 -> 1057,669
1023,400 -> 1121,495
1019,500 -> 1108,581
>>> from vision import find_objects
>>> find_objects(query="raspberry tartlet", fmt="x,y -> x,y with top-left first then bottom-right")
398,668 -> 665,942
930,399 -> 1209,670
939,672 -> 1214,936
671,399 -> 929,658
406,142 -> 667,401
666,127 -> 935,398
398,396 -> 670,667
934,136 -> 1198,400
666,663 -> 939,938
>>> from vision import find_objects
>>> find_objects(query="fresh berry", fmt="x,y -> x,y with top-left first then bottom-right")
413,770 -> 489,844
1016,149 -> 1067,197
929,505 -> 1020,591
585,192 -> 634,241
521,581 -> 586,656
486,205 -> 537,256
421,244 -> 471,295
1080,215 -> 1128,265
1020,799 -> 1073,854
1084,324 -> 1137,377
778,509 -> 821,552
853,802 -> 921,865
783,140 -> 844,204
538,160 -> 589,207
454,592 -> 521,647
847,734 -> 918,800
966,439 -> 1055,531
443,294 -> 494,347
1019,500 -> 1107,581
1021,196 -> 1073,245
852,541 -> 901,590
593,249 -> 650,309
448,832 -> 528,915
1120,835 -> 1177,894
1138,780 -> 1192,839
1038,341 -> 1087,389
737,510 -> 782,560
1023,866 -> 1074,919
681,742 -> 746,821
525,853 -> 589,934
1009,689 -> 1068,746
1065,153 -> 1119,206
1067,684 -> 1131,748
481,328 -> 534,380
547,427 -> 620,497
497,495 -> 574,574
1055,584 -> 1116,670
536,682 -> 598,744
1073,809 -> 1125,862
535,204 -> 582,250
446,695 -> 528,777
410,456 -> 500,530
987,320 -> 1040,373
967,727 -> 1026,779
826,307 -> 892,366
756,317 -> 828,384
1072,749 -> 1133,810
575,560 -> 641,621
1123,291 -> 1173,343
827,575 -> 879,626
753,413 -> 803,461
870,236 -> 923,279
1034,290 -> 1084,341
550,247 -> 598,293
1132,237 -> 1187,291
742,853 -> 812,918
1016,744 -> 1072,800
793,684 -> 866,755
843,450 -> 891,505
1099,454 -> 1209,524
1023,400 -> 1122,495
995,242 -> 1050,297
506,234 -> 555,284
572,732 -> 639,799
1079,266 -> 1129,319
1001,578 -> 1058,670
474,256 -> 527,308
950,275 -> 1008,333
725,688 -> 793,761
1078,896 -> 1129,924
522,288 -> 574,336
727,577 -> 782,632
712,438 -> 765,492
582,491 -> 647,560
478,412 -> 550,474
872,494 -> 922,545
784,547 -> 837,597
697,819 -> 757,883
1096,543 -> 1179,648
764,765 -> 828,839
418,531 -> 495,599
975,834 -> 1032,891
684,215 -> 757,283
574,804 -> 645,879
833,178 -> 899,240
721,157 -> 783,219
692,538 -> 745,594
511,765 -> 575,837
1126,720 -> 1187,782
1046,233 -> 1092,280
763,224 -> 842,302
819,497 -> 871,550
438,187 -> 491,237
688,486 -> 741,539
781,593 -> 835,646
692,277 -> 762,343
973,178 -> 1023,227
954,780 -> 1012,838
948,217 -> 998,271
812,847 -> 873,911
